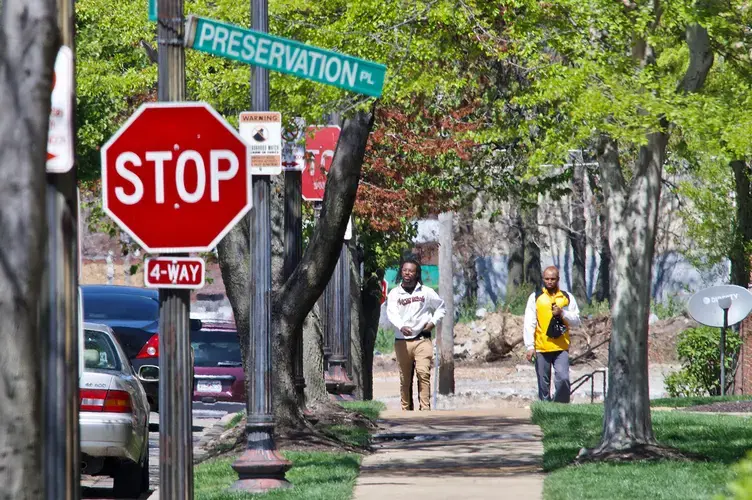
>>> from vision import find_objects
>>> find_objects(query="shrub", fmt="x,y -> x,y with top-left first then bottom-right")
580,299 -> 610,318
374,328 -> 394,354
664,325 -> 741,397
500,284 -> 535,316
651,294 -> 687,320
719,450 -> 752,500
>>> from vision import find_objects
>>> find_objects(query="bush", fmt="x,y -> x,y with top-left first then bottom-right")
665,325 -> 741,398
651,294 -> 687,320
720,450 -> 752,500
374,328 -> 394,354
500,284 -> 535,316
580,299 -> 610,318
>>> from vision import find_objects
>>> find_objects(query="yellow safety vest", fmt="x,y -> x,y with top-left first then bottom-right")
534,288 -> 571,353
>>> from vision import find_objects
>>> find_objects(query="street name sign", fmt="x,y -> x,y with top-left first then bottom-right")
101,102 -> 252,253
185,15 -> 386,97
144,257 -> 205,289
239,111 -> 282,175
47,46 -> 74,173
302,126 -> 340,201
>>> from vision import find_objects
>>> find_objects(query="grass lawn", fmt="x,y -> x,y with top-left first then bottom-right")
194,452 -> 361,500
194,400 -> 385,499
532,401 -> 752,500
651,395 -> 752,408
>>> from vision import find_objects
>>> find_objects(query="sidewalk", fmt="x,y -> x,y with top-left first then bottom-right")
353,407 -> 544,500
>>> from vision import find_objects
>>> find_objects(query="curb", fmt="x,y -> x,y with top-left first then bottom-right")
194,411 -> 244,463
147,411 -> 244,499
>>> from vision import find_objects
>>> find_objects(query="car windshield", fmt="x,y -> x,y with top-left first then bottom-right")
83,329 -> 121,371
83,294 -> 159,322
191,330 -> 241,368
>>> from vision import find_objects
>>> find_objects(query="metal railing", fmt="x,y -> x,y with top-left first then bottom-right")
570,368 -> 607,403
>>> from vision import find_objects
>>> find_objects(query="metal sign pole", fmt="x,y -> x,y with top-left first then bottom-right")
156,0 -> 193,497
231,0 -> 291,490
721,308 -> 729,396
284,168 -> 306,406
43,0 -> 79,496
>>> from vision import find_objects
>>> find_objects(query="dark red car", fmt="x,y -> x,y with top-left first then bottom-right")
192,321 -> 245,404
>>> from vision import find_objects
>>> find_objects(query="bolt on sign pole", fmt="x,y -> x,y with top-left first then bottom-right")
156,0 -> 194,496
231,0 -> 291,491
43,0 -> 79,495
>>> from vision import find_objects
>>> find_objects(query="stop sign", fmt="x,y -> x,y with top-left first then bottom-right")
302,126 -> 341,201
101,102 -> 252,253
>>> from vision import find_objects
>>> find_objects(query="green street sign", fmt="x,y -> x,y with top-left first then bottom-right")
185,16 -> 386,97
148,0 -> 156,21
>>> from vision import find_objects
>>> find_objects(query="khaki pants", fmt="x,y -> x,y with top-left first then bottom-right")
395,337 -> 433,410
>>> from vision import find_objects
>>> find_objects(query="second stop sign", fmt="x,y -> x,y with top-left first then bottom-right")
101,102 -> 252,253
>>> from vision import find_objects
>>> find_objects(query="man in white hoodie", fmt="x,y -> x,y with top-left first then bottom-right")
386,256 -> 446,411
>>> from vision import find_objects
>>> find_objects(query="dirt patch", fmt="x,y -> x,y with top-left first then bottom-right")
683,401 -> 752,413
452,312 -> 695,366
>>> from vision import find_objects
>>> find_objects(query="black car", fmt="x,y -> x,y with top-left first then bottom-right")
81,285 -> 161,410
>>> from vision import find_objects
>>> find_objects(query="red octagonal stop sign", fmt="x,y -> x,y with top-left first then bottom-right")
101,102 -> 252,253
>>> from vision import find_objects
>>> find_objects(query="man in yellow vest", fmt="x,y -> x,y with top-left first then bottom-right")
523,266 -> 581,402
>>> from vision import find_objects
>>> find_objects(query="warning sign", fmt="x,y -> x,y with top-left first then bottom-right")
239,111 -> 282,175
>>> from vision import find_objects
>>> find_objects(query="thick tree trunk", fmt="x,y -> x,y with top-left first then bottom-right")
272,110 -> 374,428
522,204 -> 542,288
216,218 -> 252,382
581,24 -> 713,460
595,194 -> 611,303
569,162 -> 588,302
731,160 -> 752,287
0,0 -> 58,494
348,235 -> 365,400
303,303 -> 329,405
591,133 -> 663,452
360,271 -> 382,400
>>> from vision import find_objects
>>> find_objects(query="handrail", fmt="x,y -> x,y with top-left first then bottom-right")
570,368 -> 607,403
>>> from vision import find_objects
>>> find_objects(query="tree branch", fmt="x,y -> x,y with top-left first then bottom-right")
679,24 -> 714,93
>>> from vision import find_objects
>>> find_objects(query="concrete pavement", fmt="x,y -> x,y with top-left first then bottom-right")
353,407 -> 544,500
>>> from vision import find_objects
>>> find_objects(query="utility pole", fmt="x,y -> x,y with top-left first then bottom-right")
231,0 -> 291,491
43,0 -> 79,495
438,212 -> 455,395
156,0 -> 193,497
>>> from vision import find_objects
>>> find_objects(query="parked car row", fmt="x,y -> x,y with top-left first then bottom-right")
79,284 -> 244,497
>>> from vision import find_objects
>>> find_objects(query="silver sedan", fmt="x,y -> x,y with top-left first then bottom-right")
80,323 -> 150,499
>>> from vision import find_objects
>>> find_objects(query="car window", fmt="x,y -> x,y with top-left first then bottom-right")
83,294 -> 159,322
191,330 -> 241,368
83,329 -> 121,371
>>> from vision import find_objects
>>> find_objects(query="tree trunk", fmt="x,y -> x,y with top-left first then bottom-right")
303,303 -> 329,405
570,161 -> 588,302
506,206 -> 524,295
457,206 -> 478,308
360,272 -> 382,400
590,133 -> 663,453
581,23 -> 713,460
595,192 -> 611,304
271,110 -> 374,429
216,218 -> 252,383
0,0 -> 58,493
522,204 -> 541,288
731,160 -> 752,287
348,235 -> 364,400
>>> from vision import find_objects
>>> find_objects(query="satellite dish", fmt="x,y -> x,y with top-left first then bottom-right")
687,285 -> 752,327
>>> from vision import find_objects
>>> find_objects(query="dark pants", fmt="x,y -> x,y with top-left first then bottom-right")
535,350 -> 570,403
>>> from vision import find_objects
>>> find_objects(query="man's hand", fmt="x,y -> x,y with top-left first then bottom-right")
424,322 -> 435,332
552,304 -> 563,318
400,326 -> 413,336
526,349 -> 535,362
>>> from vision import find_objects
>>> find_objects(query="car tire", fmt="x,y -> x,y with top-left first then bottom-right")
141,448 -> 149,493
113,459 -> 143,498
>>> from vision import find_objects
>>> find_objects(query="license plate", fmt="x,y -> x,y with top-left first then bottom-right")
197,380 -> 222,393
